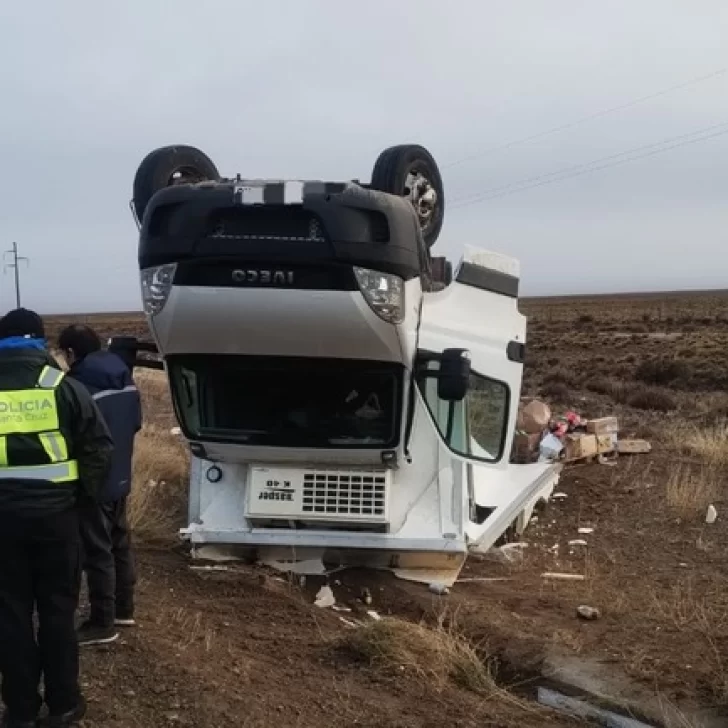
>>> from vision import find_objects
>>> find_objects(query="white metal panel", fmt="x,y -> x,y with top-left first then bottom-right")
150,277 -> 422,363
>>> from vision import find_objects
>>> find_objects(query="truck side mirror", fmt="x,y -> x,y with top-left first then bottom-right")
437,348 -> 471,401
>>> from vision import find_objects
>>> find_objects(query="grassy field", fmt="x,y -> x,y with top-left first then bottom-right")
41,291 -> 728,727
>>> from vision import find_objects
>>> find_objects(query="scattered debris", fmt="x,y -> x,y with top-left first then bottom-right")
428,582 -> 450,596
513,431 -> 542,463
706,504 -> 718,524
578,527 -> 594,535
541,572 -> 586,581
616,439 -> 652,454
519,400 -> 552,434
511,409 -> 651,467
314,585 -> 336,608
552,491 -> 568,499
361,587 -> 373,605
539,433 -> 564,461
577,605 -> 601,621
338,616 -> 359,629
568,539 -> 588,547
565,433 -> 597,460
189,565 -> 230,572
537,687 -> 654,728
332,605 -> 352,613
366,610 -> 382,621
170,426 -> 182,436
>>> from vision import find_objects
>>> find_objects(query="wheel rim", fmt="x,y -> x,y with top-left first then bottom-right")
167,165 -> 209,187
403,168 -> 439,232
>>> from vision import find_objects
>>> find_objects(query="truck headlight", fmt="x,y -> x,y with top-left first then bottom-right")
353,267 -> 404,324
140,264 -> 177,317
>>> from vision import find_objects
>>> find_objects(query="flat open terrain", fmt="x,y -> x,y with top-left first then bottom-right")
42,290 -> 728,727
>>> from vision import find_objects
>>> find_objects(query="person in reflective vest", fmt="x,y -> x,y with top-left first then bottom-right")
0,309 -> 114,728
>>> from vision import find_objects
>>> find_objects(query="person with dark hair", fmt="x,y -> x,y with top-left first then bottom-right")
0,308 -> 114,728
58,324 -> 142,647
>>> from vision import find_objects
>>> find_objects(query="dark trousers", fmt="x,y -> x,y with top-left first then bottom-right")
79,497 -> 136,626
0,509 -> 82,721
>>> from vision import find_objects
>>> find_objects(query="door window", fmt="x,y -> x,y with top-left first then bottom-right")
416,359 -> 509,462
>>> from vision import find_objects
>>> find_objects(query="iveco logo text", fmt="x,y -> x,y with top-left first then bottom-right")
231,269 -> 294,286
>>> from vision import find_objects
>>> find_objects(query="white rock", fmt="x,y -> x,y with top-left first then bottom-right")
706,505 -> 718,524
170,426 -> 182,436
577,605 -> 600,620
428,582 -> 450,596
568,539 -> 588,547
552,492 -> 568,500
578,527 -> 594,535
314,585 -> 336,608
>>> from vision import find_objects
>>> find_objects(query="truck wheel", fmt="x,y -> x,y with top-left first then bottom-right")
371,144 -> 445,248
132,145 -> 219,223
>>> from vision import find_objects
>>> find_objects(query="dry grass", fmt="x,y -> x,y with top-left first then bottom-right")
124,367 -> 189,543
664,420 -> 728,469
665,464 -> 719,518
129,423 -> 188,542
626,385 -> 678,412
646,579 -> 728,702
339,616 -> 497,695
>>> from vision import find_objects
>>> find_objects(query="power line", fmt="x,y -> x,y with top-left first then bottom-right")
450,119 -> 728,207
3,242 -> 30,308
450,124 -> 728,209
443,67 -> 727,170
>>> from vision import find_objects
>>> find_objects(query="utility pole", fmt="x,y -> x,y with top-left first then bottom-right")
3,242 -> 30,308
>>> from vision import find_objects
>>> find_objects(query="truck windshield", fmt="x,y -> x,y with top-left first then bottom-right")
167,355 -> 403,449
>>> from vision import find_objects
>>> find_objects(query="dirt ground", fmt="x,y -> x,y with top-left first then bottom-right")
43,291 -> 728,726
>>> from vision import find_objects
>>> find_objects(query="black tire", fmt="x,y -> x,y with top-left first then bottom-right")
370,144 -> 445,248
132,145 -> 219,223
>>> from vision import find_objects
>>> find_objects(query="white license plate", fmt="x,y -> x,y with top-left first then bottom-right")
247,466 -> 303,517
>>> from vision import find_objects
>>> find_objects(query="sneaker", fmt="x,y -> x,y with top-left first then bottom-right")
46,697 -> 87,727
76,620 -> 119,646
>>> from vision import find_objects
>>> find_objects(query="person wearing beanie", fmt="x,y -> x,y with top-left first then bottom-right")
0,308 -> 115,728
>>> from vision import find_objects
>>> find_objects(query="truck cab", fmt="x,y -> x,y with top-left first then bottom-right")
119,144 -> 560,586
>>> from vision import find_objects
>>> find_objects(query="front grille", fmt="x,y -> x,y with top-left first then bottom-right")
302,470 -> 387,520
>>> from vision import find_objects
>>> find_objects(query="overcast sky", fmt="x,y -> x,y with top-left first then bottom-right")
1,1 -> 727,314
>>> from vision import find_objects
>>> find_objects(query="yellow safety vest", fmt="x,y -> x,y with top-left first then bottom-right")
0,365 -> 80,483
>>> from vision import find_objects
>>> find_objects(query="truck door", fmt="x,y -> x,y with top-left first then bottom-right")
417,245 -> 560,545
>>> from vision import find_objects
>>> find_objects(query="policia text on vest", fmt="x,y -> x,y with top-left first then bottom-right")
0,365 -> 80,483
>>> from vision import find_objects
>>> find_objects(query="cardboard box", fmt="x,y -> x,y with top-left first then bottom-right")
586,417 -> 619,436
597,434 -> 617,454
518,400 -> 551,434
564,434 -> 598,460
513,432 -> 541,462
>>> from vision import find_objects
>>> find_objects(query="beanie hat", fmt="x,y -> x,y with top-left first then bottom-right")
0,308 -> 45,340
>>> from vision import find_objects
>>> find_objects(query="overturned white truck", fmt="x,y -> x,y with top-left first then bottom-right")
113,143 -> 561,586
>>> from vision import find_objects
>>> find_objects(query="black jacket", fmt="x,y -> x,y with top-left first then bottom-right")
0,346 -> 115,516
67,350 -> 142,502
